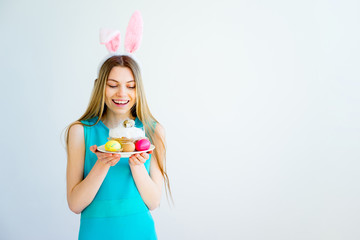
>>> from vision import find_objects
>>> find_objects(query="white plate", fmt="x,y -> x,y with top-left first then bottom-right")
97,144 -> 155,158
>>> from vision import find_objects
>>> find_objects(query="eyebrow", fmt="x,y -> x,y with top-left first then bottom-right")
108,79 -> 135,83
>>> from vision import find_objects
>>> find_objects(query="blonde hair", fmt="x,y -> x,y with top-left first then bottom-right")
64,55 -> 173,203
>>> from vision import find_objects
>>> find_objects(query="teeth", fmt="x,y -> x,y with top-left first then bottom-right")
114,100 -> 128,104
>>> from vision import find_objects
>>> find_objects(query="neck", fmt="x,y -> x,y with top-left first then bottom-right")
101,111 -> 135,129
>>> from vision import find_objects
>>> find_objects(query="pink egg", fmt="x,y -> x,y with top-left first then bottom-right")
135,139 -> 151,151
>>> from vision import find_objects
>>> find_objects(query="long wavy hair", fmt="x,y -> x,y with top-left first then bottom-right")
64,55 -> 172,203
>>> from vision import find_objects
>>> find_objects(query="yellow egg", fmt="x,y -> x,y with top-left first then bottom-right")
105,140 -> 121,152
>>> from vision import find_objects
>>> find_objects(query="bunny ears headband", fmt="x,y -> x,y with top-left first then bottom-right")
98,11 -> 143,74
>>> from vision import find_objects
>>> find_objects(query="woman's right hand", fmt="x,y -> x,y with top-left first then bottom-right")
90,145 -> 121,167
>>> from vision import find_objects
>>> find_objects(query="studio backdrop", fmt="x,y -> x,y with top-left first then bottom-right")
0,0 -> 359,239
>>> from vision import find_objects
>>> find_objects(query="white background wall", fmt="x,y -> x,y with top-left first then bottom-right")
1,0 -> 359,239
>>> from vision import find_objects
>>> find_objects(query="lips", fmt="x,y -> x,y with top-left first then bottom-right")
112,99 -> 130,106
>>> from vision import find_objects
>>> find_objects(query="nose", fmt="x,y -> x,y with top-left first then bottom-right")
116,85 -> 127,96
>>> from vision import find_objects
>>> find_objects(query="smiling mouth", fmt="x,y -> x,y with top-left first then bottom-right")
112,99 -> 130,106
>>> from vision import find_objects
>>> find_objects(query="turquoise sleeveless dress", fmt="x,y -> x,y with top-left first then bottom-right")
79,117 -> 157,240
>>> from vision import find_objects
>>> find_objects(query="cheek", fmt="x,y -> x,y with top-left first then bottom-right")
105,90 -> 111,100
105,89 -> 115,104
105,87 -> 116,98
131,90 -> 136,101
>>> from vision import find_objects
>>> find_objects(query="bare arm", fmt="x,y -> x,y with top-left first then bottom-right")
129,123 -> 166,210
66,123 -> 120,214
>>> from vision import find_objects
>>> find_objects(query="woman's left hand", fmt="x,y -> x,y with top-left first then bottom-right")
129,150 -> 153,166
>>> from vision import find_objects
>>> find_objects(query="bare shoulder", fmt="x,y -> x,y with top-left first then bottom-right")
154,122 -> 165,139
69,121 -> 84,136
67,121 -> 85,169
68,121 -> 84,139
68,121 -> 84,147
152,122 -> 166,155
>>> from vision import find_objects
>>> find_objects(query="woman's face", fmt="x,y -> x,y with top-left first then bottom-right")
105,66 -> 136,117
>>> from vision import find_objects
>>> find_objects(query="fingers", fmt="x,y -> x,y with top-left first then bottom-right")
108,156 -> 120,166
129,153 -> 148,166
98,152 -> 121,166
90,145 -> 97,153
98,153 -> 112,161
139,153 -> 148,162
129,157 -> 140,166
89,145 -> 121,167
104,155 -> 120,167
109,154 -> 121,162
130,154 -> 144,164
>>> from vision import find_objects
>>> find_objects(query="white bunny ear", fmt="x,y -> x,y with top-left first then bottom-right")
124,11 -> 143,53
100,28 -> 121,53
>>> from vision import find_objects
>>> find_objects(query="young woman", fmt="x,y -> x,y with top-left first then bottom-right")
65,54 -> 170,239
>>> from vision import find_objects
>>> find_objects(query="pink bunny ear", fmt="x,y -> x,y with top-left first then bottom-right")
124,11 -> 143,53
100,28 -> 121,53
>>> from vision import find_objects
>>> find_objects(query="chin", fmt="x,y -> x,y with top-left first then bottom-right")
114,109 -> 131,115
106,102 -> 135,116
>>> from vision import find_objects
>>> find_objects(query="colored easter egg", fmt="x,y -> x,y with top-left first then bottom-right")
105,140 -> 121,152
135,139 -> 151,151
